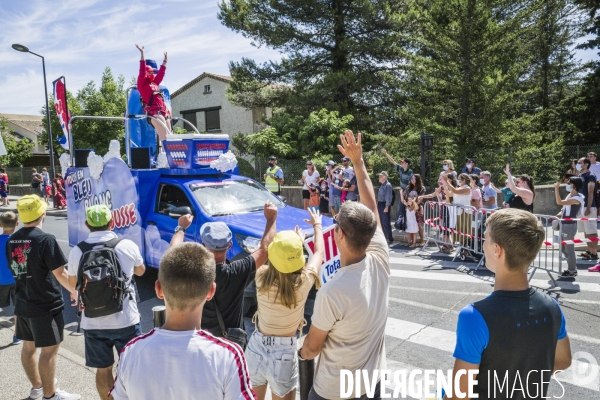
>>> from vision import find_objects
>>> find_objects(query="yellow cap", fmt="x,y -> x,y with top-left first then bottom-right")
17,195 -> 47,223
268,231 -> 305,273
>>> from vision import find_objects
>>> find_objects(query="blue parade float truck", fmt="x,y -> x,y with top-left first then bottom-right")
65,134 -> 335,268
64,126 -> 341,320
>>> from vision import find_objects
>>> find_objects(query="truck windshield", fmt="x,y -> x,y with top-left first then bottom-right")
189,179 -> 285,216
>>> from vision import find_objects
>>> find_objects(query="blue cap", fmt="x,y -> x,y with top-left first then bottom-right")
200,222 -> 232,251
145,59 -> 158,72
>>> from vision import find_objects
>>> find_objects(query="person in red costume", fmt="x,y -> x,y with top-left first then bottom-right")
136,44 -> 171,149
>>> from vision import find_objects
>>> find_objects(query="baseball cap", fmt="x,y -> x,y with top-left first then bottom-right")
17,195 -> 47,224
342,157 -> 350,162
466,157 -> 474,163
145,59 -> 158,73
86,204 -> 112,227
200,222 -> 232,251
326,160 -> 335,166
378,171 -> 389,178
268,231 -> 305,273
400,158 -> 410,165
269,155 -> 277,160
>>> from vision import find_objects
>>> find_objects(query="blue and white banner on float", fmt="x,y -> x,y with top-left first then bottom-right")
66,158 -> 143,249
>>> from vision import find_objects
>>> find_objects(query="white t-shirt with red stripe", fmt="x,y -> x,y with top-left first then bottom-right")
110,328 -> 256,400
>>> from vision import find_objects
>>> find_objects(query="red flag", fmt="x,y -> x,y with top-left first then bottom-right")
52,77 -> 71,150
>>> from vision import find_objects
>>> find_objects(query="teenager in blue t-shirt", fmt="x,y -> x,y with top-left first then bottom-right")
446,209 -> 572,399
0,211 -> 20,344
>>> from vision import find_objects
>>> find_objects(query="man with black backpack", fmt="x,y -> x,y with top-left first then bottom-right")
67,204 -> 145,400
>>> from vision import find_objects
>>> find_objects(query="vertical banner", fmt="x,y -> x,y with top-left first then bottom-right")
52,76 -> 71,150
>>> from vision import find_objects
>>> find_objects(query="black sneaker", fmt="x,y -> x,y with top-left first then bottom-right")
559,270 -> 577,278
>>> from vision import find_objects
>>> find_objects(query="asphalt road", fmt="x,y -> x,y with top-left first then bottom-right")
1,215 -> 599,399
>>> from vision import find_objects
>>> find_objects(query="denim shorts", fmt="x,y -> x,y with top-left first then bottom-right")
245,330 -> 298,397
84,323 -> 141,368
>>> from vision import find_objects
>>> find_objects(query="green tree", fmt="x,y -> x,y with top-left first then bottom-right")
0,117 -> 35,167
40,67 -> 126,157
240,108 -> 354,159
218,0 -> 412,131
564,0 -> 600,144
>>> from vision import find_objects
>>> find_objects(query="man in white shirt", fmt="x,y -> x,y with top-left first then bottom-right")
109,229 -> 255,400
68,205 -> 145,400
341,156 -> 355,180
300,131 -> 390,400
587,152 -> 600,178
480,171 -> 497,210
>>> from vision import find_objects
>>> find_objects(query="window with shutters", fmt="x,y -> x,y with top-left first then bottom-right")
205,109 -> 220,131
181,112 -> 197,129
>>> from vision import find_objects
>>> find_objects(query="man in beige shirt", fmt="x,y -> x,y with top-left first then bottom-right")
299,130 -> 390,400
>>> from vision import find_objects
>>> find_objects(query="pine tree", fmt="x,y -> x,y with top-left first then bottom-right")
218,0 -> 412,130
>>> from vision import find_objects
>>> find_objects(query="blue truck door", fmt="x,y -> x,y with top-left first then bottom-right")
144,182 -> 198,268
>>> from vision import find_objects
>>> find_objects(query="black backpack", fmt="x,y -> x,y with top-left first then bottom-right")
76,238 -> 129,318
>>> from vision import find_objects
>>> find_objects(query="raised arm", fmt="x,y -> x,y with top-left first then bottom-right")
170,214 -> 193,247
381,149 -> 397,166
136,44 -> 145,60
304,208 -> 324,272
155,51 -> 167,85
338,131 -> 380,228
251,201 -> 278,267
553,183 -> 581,206
504,164 -> 534,203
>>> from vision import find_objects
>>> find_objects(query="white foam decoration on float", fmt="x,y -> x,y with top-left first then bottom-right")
59,153 -> 71,177
87,151 -> 105,180
210,151 -> 238,173
103,140 -> 121,162
157,152 -> 170,169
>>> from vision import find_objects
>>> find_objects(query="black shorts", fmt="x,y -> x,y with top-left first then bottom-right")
302,189 -> 310,200
0,284 -> 16,307
16,311 -> 64,347
84,324 -> 142,368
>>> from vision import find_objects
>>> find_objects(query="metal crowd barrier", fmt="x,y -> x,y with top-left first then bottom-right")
421,202 -> 481,262
422,203 -> 566,286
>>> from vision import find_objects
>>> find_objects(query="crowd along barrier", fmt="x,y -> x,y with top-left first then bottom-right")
422,203 -> 566,286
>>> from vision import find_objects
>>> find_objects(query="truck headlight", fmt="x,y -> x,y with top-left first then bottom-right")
235,234 -> 261,254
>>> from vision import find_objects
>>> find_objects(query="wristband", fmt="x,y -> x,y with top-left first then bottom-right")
313,223 -> 322,227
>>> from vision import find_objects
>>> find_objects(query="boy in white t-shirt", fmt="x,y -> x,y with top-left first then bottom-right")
109,234 -> 255,400
68,205 -> 145,400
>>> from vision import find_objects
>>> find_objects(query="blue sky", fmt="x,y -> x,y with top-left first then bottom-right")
1,0 -> 598,116
0,0 -> 281,115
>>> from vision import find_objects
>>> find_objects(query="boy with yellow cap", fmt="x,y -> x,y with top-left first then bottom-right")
67,204 -> 145,400
7,195 -> 80,400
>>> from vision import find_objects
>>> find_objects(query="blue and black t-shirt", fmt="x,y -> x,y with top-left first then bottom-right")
453,288 -> 567,400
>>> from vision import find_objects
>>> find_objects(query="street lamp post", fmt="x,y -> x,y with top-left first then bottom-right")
12,44 -> 56,181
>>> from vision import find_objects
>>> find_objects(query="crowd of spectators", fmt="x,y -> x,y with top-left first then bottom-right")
0,133 -> 584,399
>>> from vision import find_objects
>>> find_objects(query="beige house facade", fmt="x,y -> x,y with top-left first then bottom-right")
0,113 -> 47,155
171,72 -> 271,139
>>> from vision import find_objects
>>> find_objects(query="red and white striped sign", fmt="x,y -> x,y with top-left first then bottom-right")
304,225 -> 341,284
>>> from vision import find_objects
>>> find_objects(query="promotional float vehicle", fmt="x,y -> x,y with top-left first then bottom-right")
64,88 -> 341,318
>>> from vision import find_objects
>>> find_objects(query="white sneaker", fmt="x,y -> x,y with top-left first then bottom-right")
28,386 -> 43,400
28,378 -> 58,400
45,389 -> 81,400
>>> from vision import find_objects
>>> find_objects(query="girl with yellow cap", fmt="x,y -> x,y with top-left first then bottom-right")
245,208 -> 324,400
